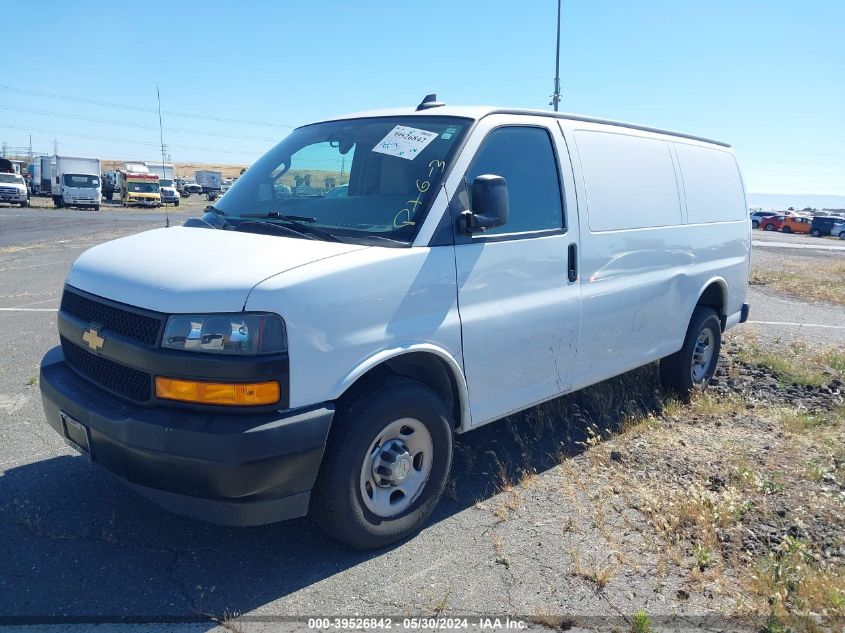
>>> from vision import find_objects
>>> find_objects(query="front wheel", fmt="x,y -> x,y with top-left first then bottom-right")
751,220 -> 759,229
812,229 -> 822,237
311,377 -> 454,549
764,223 -> 774,231
839,231 -> 845,240
660,306 -> 722,395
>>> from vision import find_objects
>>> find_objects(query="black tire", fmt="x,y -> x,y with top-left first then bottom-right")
751,220 -> 759,229
94,205 -> 100,211
839,231 -> 845,240
782,226 -> 791,233
764,223 -> 774,231
660,306 -> 721,395
174,200 -> 180,207
812,229 -> 821,237
311,377 -> 454,549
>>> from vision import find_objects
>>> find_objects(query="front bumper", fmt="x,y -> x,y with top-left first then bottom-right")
0,193 -> 27,202
40,346 -> 334,526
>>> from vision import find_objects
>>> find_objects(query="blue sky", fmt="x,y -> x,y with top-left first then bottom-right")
3,0 -> 843,195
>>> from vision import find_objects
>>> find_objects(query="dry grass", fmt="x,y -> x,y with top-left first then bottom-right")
738,340 -> 844,386
575,339 -> 845,626
750,260 -> 845,305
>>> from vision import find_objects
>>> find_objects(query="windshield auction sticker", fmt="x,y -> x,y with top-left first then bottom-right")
372,125 -> 438,160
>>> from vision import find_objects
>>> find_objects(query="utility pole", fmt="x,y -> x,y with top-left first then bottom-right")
157,85 -> 170,228
549,0 -> 562,111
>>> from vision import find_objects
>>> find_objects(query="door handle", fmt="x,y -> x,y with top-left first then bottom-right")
567,243 -> 578,282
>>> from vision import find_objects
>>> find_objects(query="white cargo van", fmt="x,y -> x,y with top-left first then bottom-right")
40,99 -> 750,548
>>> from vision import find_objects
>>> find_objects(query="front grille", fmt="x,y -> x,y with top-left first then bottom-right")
60,289 -> 163,346
61,336 -> 152,403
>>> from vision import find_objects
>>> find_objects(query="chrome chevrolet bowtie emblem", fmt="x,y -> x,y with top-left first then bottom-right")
82,328 -> 105,352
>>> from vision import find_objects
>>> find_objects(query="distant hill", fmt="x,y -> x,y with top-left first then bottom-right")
747,193 -> 845,211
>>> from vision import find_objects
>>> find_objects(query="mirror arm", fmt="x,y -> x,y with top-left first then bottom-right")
459,210 -> 497,234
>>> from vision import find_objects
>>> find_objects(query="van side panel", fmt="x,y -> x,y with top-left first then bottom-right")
673,143 -> 747,224
563,122 -> 750,389
575,131 -> 682,231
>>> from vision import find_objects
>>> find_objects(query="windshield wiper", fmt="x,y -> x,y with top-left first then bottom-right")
239,212 -> 346,243
240,212 -> 315,222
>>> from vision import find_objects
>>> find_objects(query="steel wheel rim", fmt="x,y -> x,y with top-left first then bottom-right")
691,329 -> 714,383
359,417 -> 433,518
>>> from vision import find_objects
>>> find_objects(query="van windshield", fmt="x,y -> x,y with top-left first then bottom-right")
215,116 -> 470,244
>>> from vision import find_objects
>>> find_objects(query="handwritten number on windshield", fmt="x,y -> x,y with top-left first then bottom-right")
393,160 -> 446,228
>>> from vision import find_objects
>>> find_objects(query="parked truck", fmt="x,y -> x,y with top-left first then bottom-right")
29,158 -> 44,195
0,159 -> 29,207
195,170 -> 222,193
40,156 -> 55,197
144,161 -> 179,206
51,155 -> 101,210
119,169 -> 161,207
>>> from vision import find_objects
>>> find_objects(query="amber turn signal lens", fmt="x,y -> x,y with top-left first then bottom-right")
155,377 -> 280,406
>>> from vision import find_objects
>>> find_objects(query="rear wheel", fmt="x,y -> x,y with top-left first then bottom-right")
751,220 -> 759,229
839,231 -> 845,240
764,223 -> 774,231
660,307 -> 722,395
782,226 -> 791,233
812,229 -> 822,237
311,377 -> 453,549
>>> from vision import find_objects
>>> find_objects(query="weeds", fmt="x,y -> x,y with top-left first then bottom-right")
750,260 -> 845,305
630,610 -> 652,633
738,340 -> 843,386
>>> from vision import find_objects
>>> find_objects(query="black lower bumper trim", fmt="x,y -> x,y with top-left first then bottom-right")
39,345 -> 333,526
127,483 -> 311,527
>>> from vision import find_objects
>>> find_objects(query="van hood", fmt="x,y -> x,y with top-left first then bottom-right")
66,226 -> 366,313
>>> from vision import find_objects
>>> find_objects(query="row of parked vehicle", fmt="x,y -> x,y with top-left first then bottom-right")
750,210 -> 845,238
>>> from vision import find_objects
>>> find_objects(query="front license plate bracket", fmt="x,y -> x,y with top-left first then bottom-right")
60,411 -> 92,459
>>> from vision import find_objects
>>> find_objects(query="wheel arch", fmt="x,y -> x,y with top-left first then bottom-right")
333,345 -> 470,432
694,277 -> 728,330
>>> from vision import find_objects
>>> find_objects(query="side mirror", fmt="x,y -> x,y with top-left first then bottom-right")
459,174 -> 509,234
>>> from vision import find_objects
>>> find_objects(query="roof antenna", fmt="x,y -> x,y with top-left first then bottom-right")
416,93 -> 445,111
549,0 -> 562,111
157,85 -> 170,228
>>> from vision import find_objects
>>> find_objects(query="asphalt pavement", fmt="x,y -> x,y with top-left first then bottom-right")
0,207 -> 842,629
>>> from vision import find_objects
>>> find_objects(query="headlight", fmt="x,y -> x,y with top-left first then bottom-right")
162,313 -> 286,354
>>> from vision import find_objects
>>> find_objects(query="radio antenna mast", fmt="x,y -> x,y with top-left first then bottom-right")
157,85 -> 170,228
550,0 -> 562,111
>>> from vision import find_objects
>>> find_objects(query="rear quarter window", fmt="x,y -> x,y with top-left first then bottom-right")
673,143 -> 746,223
575,131 -> 682,232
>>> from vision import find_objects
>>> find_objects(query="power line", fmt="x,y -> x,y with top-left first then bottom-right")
0,104 -> 280,142
0,85 -> 295,128
0,123 -> 261,155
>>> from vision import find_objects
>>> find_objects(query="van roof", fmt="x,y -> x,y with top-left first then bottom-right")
318,105 -> 731,148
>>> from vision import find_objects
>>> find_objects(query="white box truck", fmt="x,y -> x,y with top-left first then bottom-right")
195,169 -> 222,193
39,99 -> 751,549
51,155 -> 102,210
